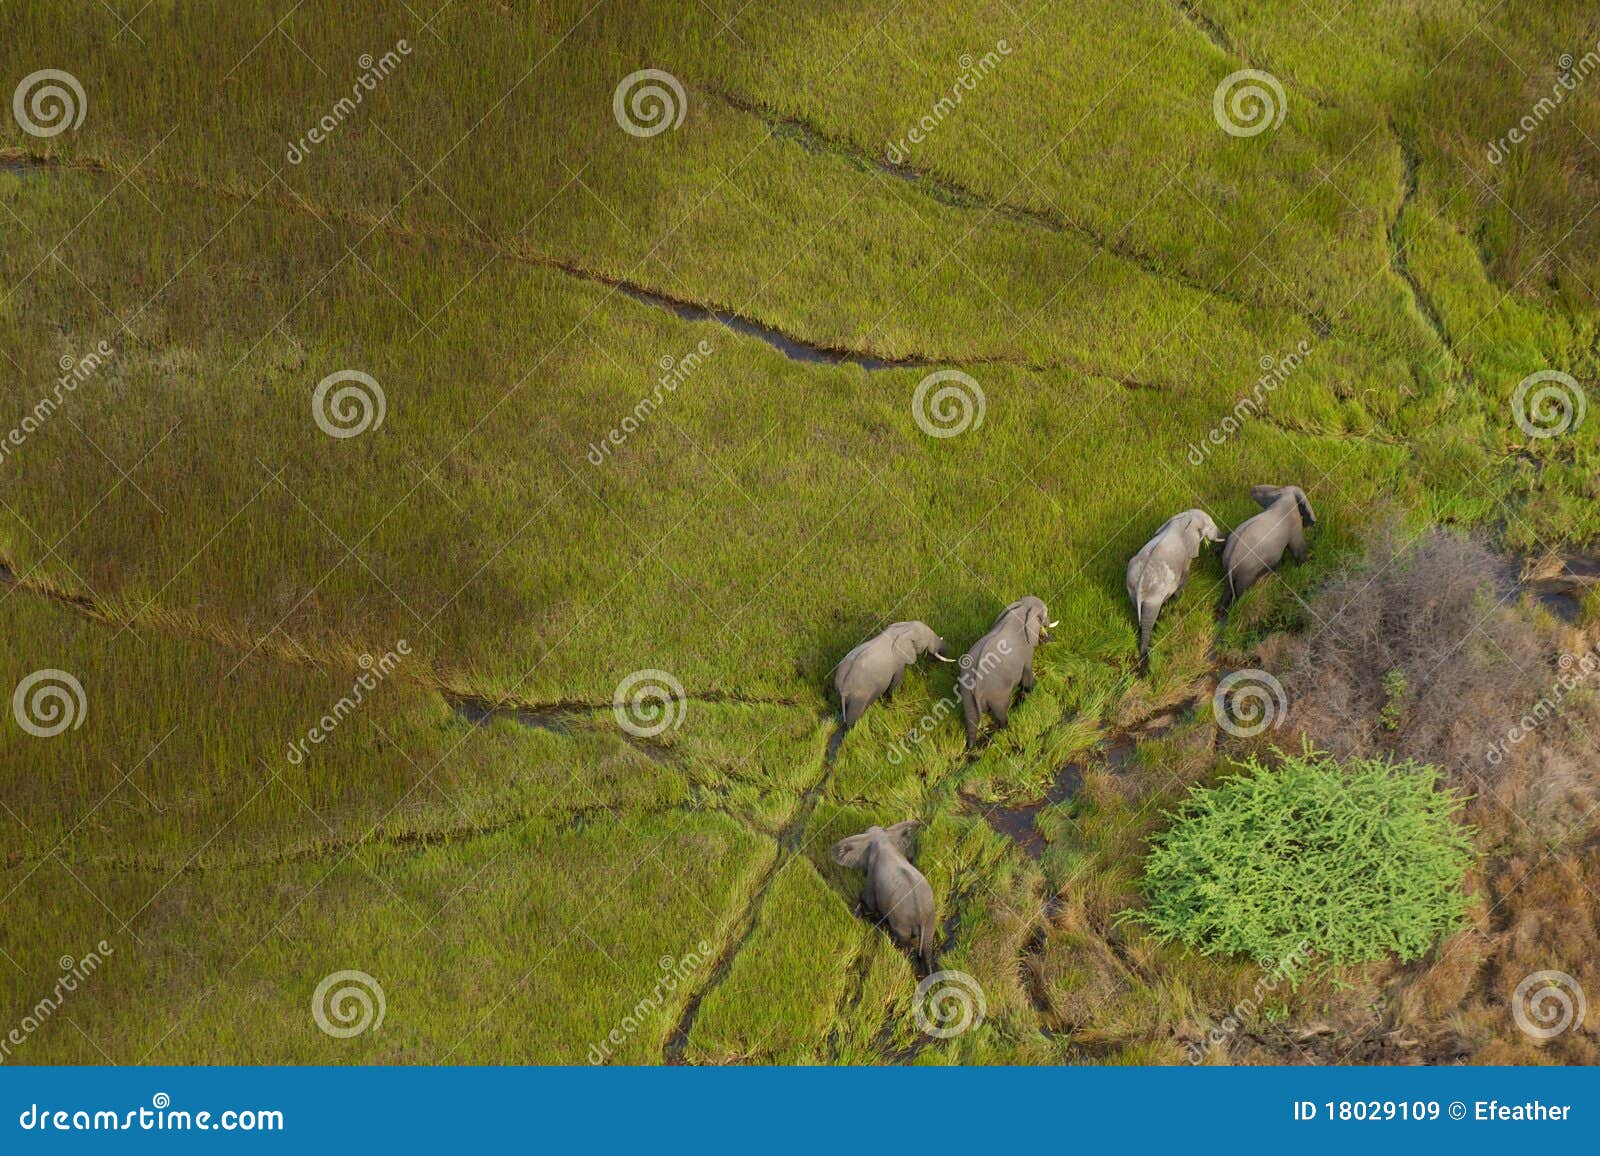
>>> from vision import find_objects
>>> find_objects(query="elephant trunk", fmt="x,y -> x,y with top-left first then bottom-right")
1137,599 -> 1159,664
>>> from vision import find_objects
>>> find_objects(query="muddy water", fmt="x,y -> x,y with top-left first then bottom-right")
978,761 -> 1085,858
0,153 -> 43,175
614,284 -> 911,371
450,695 -> 674,763
1527,555 -> 1598,623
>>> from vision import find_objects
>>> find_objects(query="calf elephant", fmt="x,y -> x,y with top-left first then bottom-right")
835,621 -> 954,728
958,595 -> 1057,749
830,820 -> 936,971
1221,485 -> 1316,607
1127,509 -> 1224,671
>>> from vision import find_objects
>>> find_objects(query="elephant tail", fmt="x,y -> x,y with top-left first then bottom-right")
960,685 -> 980,749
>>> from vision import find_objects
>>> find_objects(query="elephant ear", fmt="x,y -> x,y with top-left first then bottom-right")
1249,484 -> 1286,510
1292,488 -> 1317,526
830,834 -> 872,870
890,629 -> 919,666
1023,603 -> 1045,647
1193,511 -> 1225,543
884,819 -> 921,858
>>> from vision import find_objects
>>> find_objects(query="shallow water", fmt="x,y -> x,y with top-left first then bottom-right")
614,283 -> 910,371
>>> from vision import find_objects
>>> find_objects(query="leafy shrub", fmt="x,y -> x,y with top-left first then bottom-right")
1135,749 -> 1475,970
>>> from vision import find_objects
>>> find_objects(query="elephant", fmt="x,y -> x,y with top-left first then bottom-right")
958,596 -> 1057,749
1127,509 -> 1224,671
1221,485 -> 1317,607
830,820 -> 936,971
834,621 -> 954,728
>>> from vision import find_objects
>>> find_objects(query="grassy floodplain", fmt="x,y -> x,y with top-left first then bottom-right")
1,0 -> 1598,1064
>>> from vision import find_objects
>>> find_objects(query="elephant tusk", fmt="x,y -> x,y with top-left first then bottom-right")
934,653 -> 956,662
1046,619 -> 1060,628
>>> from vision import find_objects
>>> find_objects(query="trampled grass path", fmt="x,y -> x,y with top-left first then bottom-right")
702,84 -> 1333,333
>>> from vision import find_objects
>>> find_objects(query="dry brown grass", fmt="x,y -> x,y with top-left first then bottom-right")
1251,528 -> 1600,1063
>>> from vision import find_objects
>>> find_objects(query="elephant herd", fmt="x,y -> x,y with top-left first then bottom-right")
828,484 -> 1316,971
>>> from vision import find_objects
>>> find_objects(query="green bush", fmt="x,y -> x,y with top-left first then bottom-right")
1134,750 -> 1475,971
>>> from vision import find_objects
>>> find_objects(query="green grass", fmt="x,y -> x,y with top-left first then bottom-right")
0,812 -> 773,1064
684,856 -> 867,1063
1134,749 -> 1476,969
0,0 -> 1595,1064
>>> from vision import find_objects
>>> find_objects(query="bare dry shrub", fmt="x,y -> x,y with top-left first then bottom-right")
1254,527 -> 1600,1063
1275,527 -> 1600,839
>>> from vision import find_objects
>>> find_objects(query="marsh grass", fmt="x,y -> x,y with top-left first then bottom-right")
1,0 -> 1597,1064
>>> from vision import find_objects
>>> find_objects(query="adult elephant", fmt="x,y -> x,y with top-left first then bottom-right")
834,621 -> 954,728
1127,509 -> 1224,671
958,596 -> 1056,749
1222,485 -> 1316,607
